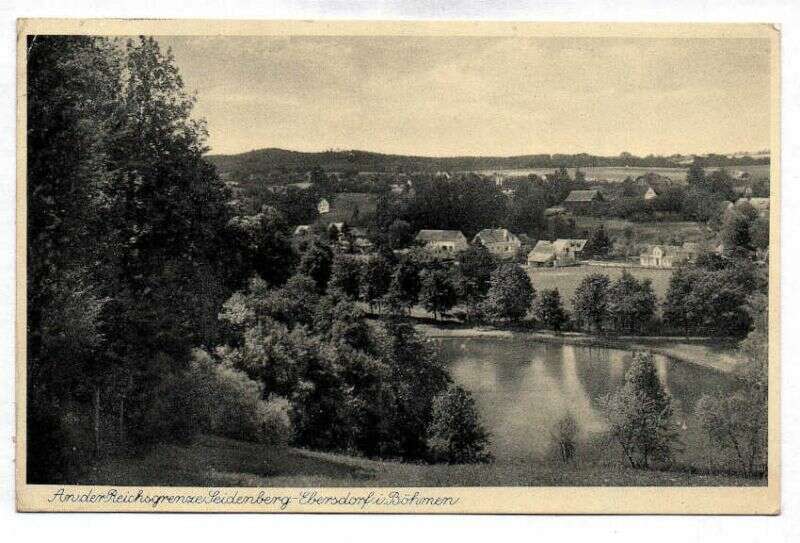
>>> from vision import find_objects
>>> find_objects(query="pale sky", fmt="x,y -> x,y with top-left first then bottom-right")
159,36 -> 771,157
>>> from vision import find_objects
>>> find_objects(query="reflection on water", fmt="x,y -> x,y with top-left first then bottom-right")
437,338 -> 733,462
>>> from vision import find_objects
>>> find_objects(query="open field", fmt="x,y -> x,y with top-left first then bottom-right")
477,164 -> 770,182
574,218 -> 712,245
79,434 -> 763,488
528,264 -> 673,309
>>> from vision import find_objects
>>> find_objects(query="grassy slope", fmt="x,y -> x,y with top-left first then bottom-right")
81,434 -> 762,488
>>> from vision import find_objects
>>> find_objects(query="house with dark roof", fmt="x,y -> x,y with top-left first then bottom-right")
473,228 -> 521,259
562,190 -> 605,213
416,230 -> 468,257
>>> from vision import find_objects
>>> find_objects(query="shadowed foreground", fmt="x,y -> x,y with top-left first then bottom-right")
78,435 -> 764,488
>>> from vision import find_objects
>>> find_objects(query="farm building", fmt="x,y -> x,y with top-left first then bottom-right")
639,242 -> 697,269
562,190 -> 605,212
473,228 -> 522,259
527,238 -> 588,268
527,241 -> 556,267
416,229 -> 468,257
318,192 -> 379,225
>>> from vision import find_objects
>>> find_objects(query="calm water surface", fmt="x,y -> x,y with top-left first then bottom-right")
437,337 -> 735,462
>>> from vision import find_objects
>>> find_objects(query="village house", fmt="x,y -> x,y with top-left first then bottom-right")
473,228 -> 522,259
415,229 -> 468,258
527,238 -> 588,268
562,189 -> 605,213
527,240 -> 556,267
639,242 -> 698,269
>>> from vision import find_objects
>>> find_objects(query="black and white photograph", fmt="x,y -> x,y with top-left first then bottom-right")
14,19 -> 780,514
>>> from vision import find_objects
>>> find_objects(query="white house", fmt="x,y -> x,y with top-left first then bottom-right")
415,230 -> 468,257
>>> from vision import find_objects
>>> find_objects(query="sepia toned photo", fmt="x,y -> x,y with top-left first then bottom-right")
15,20 -> 780,513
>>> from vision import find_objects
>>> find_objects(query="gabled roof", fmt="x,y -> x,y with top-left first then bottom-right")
564,190 -> 603,203
553,239 -> 588,252
639,244 -> 685,257
645,181 -> 672,195
473,228 -> 519,245
527,240 -> 556,262
416,229 -> 467,243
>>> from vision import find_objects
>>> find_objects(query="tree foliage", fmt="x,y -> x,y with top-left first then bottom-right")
601,352 -> 680,469
572,274 -> 611,332
534,289 -> 569,332
481,264 -> 535,323
427,385 -> 492,464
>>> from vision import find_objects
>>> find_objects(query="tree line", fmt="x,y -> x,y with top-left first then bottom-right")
26,36 -> 493,482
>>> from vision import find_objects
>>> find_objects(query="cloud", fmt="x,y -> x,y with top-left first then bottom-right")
159,35 -> 771,156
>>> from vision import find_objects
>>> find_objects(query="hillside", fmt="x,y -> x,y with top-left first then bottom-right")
205,148 -> 769,178
80,434 -> 762,488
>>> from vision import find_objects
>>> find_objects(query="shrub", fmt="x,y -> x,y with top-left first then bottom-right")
550,412 -> 578,464
427,384 -> 492,464
600,352 -> 680,469
189,349 -> 293,446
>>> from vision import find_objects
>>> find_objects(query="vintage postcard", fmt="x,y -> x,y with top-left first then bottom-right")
16,19 -> 780,513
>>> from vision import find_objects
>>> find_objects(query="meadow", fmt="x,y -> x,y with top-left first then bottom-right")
80,434 -> 762,488
528,264 -> 673,310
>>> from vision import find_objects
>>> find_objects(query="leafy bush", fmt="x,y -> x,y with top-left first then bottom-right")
189,349 -> 293,446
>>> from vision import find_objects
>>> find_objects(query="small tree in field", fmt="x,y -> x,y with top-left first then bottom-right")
419,268 -> 458,320
601,351 -> 680,469
481,264 -> 536,324
550,412 -> 578,464
584,225 -> 611,258
572,273 -> 610,332
427,384 -> 491,464
534,288 -> 568,332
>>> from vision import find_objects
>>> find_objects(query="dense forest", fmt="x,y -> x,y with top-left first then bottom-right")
26,35 -> 491,483
207,147 -> 769,182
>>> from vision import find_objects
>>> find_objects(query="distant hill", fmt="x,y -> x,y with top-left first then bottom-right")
206,148 -> 769,180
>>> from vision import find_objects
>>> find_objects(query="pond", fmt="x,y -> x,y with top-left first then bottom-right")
437,337 -> 736,462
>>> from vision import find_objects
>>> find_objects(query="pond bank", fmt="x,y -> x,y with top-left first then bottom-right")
415,323 -> 743,374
